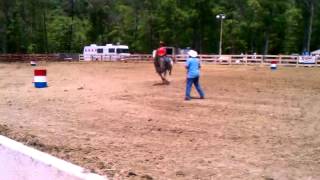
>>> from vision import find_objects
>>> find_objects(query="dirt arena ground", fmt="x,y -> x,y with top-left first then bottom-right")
1,61 -> 320,180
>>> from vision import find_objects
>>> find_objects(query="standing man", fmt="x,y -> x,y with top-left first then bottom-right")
185,50 -> 205,100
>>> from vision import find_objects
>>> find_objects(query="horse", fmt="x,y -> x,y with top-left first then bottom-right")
154,56 -> 173,84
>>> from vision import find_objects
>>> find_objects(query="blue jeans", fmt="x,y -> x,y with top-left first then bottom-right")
185,76 -> 205,99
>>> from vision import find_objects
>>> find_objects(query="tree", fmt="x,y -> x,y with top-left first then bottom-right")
0,0 -> 319,54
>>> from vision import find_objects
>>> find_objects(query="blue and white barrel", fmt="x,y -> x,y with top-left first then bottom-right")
270,61 -> 277,70
34,69 -> 47,88
30,61 -> 37,66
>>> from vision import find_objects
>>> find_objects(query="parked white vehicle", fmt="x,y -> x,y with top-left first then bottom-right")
82,44 -> 130,61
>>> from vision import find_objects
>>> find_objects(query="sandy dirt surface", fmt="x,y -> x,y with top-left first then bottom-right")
1,61 -> 320,180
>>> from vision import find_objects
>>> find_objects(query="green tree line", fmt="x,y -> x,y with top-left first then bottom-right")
0,0 -> 319,54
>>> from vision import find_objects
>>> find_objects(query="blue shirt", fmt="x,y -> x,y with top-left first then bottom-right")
185,57 -> 201,78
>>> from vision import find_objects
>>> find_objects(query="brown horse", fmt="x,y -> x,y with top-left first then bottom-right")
154,56 -> 173,84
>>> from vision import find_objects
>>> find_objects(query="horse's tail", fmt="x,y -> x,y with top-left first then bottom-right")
167,57 -> 173,75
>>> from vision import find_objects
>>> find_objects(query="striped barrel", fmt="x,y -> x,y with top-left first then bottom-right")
34,69 -> 47,88
30,61 -> 37,66
270,61 -> 277,70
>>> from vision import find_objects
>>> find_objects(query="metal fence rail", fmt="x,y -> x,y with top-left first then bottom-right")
78,54 -> 153,62
0,54 -> 79,62
1,53 -> 319,67
123,54 -> 320,67
175,54 -> 320,66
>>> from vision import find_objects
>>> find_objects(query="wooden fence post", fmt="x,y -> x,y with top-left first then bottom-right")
279,55 -> 282,65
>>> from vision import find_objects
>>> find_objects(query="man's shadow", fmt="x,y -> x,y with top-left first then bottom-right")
190,96 -> 204,99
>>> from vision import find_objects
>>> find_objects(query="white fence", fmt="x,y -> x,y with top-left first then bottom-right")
79,54 -> 134,61
79,54 -> 320,66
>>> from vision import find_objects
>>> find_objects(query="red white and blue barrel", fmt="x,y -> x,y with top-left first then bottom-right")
270,61 -> 277,70
30,61 -> 37,66
34,69 -> 47,88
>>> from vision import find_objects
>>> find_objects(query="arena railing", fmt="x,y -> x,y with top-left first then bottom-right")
79,54 -> 153,62
0,54 -> 79,62
122,54 -> 319,67
1,54 -> 319,66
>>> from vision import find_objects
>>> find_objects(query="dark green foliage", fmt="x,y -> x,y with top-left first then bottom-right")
0,0 -> 319,54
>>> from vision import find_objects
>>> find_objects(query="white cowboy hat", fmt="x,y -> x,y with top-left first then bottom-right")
188,50 -> 198,57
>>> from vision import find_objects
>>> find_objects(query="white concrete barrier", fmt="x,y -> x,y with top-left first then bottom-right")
0,135 -> 108,180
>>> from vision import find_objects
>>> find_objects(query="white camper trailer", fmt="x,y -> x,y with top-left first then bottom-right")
83,44 -> 130,61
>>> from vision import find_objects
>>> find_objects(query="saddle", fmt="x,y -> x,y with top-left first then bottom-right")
154,56 -> 172,74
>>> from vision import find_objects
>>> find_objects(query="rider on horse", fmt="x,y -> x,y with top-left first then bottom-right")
154,41 -> 173,83
156,47 -> 172,72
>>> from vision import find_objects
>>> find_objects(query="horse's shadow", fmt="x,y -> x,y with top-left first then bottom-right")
152,81 -> 170,86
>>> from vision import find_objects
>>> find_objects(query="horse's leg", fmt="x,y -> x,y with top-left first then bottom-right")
157,72 -> 166,83
162,71 -> 170,84
162,73 -> 168,84
168,62 -> 172,75
158,58 -> 167,83
154,57 -> 164,82
163,61 -> 171,84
